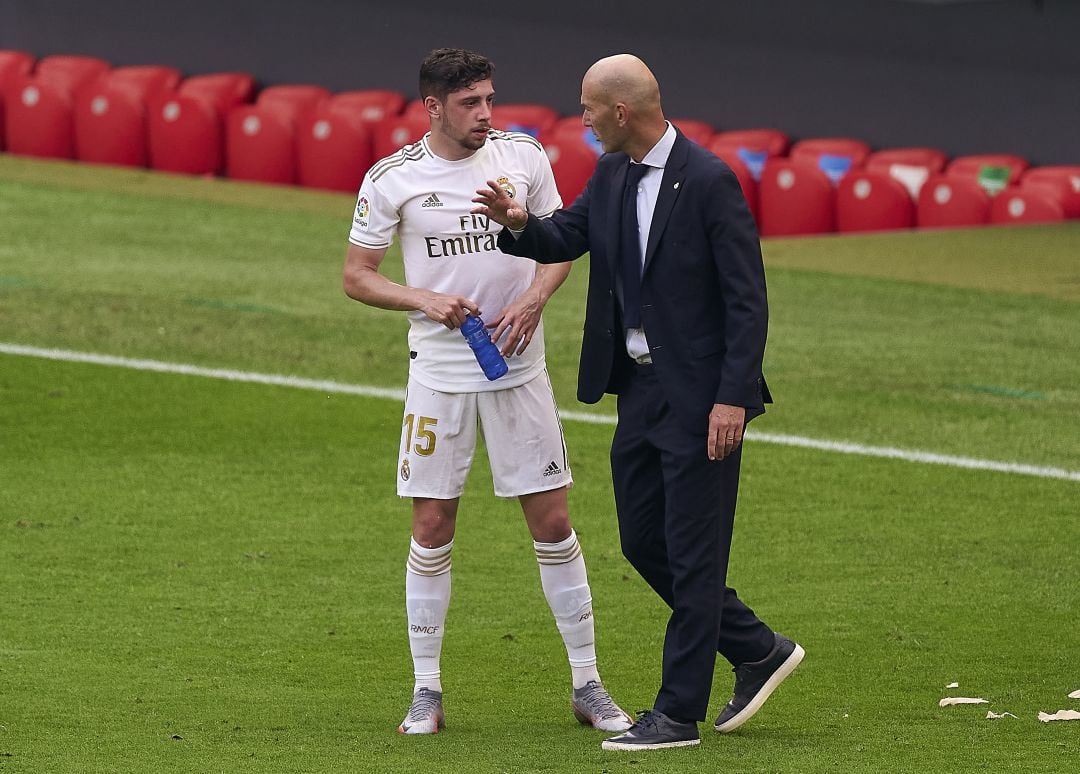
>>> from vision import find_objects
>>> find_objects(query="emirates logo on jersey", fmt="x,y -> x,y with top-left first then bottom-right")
496,176 -> 516,199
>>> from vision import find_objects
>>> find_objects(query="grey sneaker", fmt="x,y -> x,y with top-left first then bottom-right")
572,680 -> 634,731
714,633 -> 804,733
397,687 -> 445,735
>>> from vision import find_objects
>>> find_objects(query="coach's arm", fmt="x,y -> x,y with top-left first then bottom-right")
472,179 -> 591,265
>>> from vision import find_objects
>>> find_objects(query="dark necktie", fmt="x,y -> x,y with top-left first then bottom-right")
620,162 -> 650,328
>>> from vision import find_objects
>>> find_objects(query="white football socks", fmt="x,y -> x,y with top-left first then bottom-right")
405,538 -> 453,694
534,530 -> 602,689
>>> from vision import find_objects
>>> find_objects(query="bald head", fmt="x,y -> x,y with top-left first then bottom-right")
583,54 -> 662,115
580,54 -> 666,160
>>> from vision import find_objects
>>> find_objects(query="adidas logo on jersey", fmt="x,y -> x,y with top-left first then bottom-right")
421,193 -> 444,208
542,461 -> 562,477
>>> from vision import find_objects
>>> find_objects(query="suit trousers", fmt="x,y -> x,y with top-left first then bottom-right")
611,364 -> 775,721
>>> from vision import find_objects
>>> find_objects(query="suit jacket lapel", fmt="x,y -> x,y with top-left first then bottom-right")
605,158 -> 629,283
643,134 -> 688,273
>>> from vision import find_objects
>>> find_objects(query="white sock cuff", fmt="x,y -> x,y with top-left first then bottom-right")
408,538 -> 453,576
534,529 -> 582,566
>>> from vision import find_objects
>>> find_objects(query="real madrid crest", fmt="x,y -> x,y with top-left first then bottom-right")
496,176 -> 516,199
400,458 -> 411,481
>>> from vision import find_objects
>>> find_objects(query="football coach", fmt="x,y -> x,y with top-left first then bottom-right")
472,53 -> 803,752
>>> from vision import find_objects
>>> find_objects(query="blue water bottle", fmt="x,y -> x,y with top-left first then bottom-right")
460,313 -> 508,380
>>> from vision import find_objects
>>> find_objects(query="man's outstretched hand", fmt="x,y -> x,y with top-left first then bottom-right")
472,181 -> 528,231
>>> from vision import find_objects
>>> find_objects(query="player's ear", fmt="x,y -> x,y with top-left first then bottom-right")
424,96 -> 442,119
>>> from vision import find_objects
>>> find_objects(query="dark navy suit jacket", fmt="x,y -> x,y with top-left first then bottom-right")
498,129 -> 771,435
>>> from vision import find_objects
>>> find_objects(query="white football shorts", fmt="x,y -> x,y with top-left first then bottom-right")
396,370 -> 573,499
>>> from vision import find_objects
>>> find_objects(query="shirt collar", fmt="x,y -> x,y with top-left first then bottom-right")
637,121 -> 677,170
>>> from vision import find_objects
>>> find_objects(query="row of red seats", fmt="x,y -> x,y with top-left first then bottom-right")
530,120 -> 1078,233
734,138 -> 1079,235
0,52 -> 405,192
3,51 -> 1078,236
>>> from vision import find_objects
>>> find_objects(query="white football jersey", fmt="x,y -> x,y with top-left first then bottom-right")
349,130 -> 563,393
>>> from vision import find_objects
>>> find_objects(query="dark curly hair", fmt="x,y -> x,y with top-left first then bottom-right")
419,48 -> 495,104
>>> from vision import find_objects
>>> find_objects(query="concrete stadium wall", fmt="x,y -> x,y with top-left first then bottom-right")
1,0 -> 1077,164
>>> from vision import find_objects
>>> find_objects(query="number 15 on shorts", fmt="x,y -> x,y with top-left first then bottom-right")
403,414 -> 438,457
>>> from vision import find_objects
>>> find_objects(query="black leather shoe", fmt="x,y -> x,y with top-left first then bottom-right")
714,633 -> 805,733
601,709 -> 700,751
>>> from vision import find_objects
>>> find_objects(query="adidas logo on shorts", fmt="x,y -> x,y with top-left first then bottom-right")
542,460 -> 562,477
421,193 -> 443,208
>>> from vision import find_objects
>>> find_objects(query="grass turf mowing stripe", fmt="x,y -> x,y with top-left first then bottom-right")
4,342 -> 1079,484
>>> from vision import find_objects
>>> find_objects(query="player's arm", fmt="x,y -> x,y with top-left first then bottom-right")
488,261 -> 573,357
342,243 -> 479,329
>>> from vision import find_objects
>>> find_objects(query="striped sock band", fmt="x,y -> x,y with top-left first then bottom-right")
408,538 -> 452,576
533,529 -> 583,566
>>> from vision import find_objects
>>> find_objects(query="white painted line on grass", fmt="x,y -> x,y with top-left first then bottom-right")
0,343 -> 405,401
745,431 -> 1080,482
3,342 -> 1079,483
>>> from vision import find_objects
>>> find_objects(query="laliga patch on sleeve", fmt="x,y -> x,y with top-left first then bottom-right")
354,194 -> 371,230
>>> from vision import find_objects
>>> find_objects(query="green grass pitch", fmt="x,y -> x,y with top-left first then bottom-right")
1,155 -> 1079,772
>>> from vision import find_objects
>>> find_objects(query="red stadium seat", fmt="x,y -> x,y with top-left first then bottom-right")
252,84 -> 330,114
148,72 -> 255,175
708,129 -> 790,181
74,65 -> 181,166
1019,166 -> 1080,219
0,50 -> 35,150
4,54 -> 110,159
671,118 -> 715,146
177,72 -> 255,114
34,55 -> 110,93
864,147 -> 947,199
226,84 -> 331,184
711,128 -> 789,156
989,187 -> 1065,226
790,137 -> 871,185
326,89 -> 406,124
540,136 -> 597,205
946,154 -> 1029,195
4,78 -> 77,157
0,50 -> 33,85
547,116 -> 603,157
916,175 -> 991,228
758,158 -> 835,236
296,101 -> 375,192
836,170 -> 915,233
491,104 -> 558,138
404,100 -> 429,121
371,112 -> 429,161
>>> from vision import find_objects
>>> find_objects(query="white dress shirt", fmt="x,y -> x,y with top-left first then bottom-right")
623,121 -> 677,363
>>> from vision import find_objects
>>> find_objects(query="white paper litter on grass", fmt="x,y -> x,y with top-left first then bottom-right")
986,711 -> 1017,719
939,697 -> 988,707
1068,689 -> 1080,699
946,682 -> 960,689
1038,710 -> 1080,722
